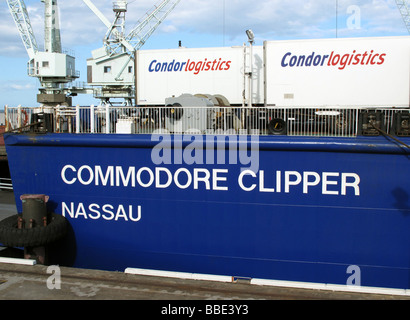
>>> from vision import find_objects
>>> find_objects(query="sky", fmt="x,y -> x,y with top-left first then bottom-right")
0,0 -> 408,108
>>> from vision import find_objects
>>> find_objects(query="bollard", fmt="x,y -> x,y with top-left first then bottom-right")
20,194 -> 50,264
20,194 -> 49,227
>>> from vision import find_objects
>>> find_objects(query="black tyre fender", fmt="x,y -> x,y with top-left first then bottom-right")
0,213 -> 68,247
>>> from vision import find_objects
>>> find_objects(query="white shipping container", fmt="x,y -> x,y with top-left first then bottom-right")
133,36 -> 409,108
264,36 -> 410,108
136,46 -> 263,106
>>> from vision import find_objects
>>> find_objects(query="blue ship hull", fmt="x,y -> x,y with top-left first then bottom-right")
3,133 -> 410,290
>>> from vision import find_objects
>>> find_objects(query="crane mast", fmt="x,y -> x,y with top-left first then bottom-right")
6,0 -> 38,60
43,0 -> 62,53
126,0 -> 181,51
6,0 -> 79,106
395,0 -> 410,33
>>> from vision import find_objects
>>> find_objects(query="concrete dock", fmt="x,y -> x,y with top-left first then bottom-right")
1,261 -> 409,300
1,190 -> 409,301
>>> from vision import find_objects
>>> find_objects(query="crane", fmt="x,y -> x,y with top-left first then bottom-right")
396,0 -> 410,34
83,0 -> 181,106
6,0 -> 79,106
6,0 -> 38,60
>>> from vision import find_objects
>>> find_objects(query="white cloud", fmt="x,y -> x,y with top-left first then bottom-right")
1,0 -> 406,57
0,79 -> 36,91
0,80 -> 37,107
9,83 -> 36,90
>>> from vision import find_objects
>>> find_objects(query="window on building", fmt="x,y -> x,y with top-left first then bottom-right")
104,66 -> 112,73
42,61 -> 49,68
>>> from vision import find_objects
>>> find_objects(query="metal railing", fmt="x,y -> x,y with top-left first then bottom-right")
4,104 -> 410,138
0,178 -> 12,190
